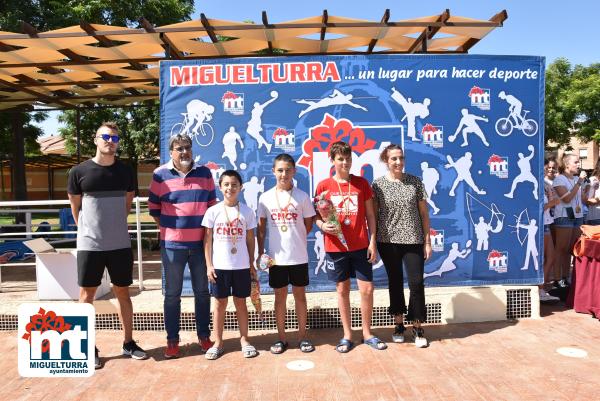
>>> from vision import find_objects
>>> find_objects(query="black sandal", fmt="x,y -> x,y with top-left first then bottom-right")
299,339 -> 315,353
270,340 -> 288,354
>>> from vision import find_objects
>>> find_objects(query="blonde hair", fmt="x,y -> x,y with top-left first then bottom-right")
558,153 -> 578,174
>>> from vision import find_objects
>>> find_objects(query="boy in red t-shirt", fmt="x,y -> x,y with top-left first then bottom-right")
314,141 -> 387,352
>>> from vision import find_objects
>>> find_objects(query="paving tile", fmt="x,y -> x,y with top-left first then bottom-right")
2,305 -> 600,400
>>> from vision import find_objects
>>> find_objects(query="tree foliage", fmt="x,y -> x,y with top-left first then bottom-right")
545,58 -> 600,146
0,112 -> 46,157
0,0 -> 194,31
0,0 -> 192,199
58,102 -> 159,161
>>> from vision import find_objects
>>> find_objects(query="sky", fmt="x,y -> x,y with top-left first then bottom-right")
39,0 -> 599,136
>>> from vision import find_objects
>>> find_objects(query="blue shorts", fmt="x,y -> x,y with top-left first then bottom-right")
586,219 -> 600,226
326,248 -> 373,283
553,217 -> 583,228
210,268 -> 251,299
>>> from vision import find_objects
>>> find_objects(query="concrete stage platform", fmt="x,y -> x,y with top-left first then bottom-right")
1,259 -> 599,399
0,304 -> 598,400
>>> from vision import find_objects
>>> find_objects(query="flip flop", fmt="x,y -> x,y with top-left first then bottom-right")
242,344 -> 258,358
363,336 -> 388,350
335,338 -> 354,353
270,341 -> 288,354
299,340 -> 315,353
205,346 -> 224,360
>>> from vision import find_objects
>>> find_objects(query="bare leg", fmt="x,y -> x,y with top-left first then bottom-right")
79,287 -> 97,304
554,227 -> 574,280
292,286 -> 308,340
543,232 -> 556,288
274,287 -> 288,342
357,279 -> 374,339
112,285 -> 133,343
232,296 -> 250,347
213,297 -> 228,348
567,227 -> 582,278
336,280 -> 352,344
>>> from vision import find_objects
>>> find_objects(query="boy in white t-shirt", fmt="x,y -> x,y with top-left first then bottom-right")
202,170 -> 258,360
257,154 -> 316,354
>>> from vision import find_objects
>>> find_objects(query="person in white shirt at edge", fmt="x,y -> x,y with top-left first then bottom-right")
583,160 -> 600,225
257,153 -> 316,354
202,170 -> 258,360
552,154 -> 586,289
540,159 -> 560,303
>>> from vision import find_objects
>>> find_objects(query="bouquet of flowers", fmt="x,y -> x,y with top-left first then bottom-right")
250,276 -> 263,321
314,190 -> 348,250
258,253 -> 275,271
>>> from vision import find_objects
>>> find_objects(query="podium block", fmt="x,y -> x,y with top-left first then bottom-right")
35,250 -> 111,300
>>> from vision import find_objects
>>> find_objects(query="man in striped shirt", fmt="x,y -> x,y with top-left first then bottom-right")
148,134 -> 217,358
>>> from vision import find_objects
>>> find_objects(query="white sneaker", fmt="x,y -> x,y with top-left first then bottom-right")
539,289 -> 559,303
413,327 -> 428,348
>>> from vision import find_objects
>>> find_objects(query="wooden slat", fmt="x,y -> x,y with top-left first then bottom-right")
366,9 -> 390,53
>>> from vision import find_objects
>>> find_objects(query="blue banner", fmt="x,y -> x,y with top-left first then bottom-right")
160,54 -> 545,291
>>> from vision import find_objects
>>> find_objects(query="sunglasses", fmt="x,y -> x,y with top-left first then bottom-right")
173,145 -> 192,153
97,134 -> 120,143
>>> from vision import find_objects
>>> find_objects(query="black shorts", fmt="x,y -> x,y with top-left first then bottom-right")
269,263 -> 309,289
326,248 -> 373,283
77,248 -> 133,287
210,269 -> 251,299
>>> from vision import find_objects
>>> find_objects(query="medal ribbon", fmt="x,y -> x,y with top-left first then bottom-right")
275,187 -> 294,229
223,203 -> 241,251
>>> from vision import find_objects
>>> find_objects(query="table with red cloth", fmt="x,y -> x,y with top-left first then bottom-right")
567,237 -> 600,319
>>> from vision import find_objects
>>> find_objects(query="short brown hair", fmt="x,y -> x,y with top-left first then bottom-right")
97,121 -> 119,135
329,141 -> 351,159
379,144 -> 403,163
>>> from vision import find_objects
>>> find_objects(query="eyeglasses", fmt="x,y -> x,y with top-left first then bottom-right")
97,134 -> 120,143
173,145 -> 192,153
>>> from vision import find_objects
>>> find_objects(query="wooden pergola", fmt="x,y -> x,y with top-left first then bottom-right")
0,9 -> 507,111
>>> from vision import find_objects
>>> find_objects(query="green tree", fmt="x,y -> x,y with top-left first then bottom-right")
545,58 -> 600,146
58,101 -> 159,194
0,0 -> 193,199
565,63 -> 600,141
0,112 -> 45,156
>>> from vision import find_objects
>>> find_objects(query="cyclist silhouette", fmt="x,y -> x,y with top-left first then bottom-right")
182,99 -> 215,136
498,91 -> 524,125
495,91 -> 538,137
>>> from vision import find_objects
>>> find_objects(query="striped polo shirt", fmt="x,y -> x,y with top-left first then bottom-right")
148,160 -> 217,249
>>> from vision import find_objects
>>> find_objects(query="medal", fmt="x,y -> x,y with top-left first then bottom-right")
223,202 -> 241,255
576,205 -> 581,213
344,218 -> 351,226
275,187 -> 294,232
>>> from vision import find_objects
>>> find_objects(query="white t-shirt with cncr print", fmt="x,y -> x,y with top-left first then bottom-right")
257,187 -> 316,265
202,201 -> 256,270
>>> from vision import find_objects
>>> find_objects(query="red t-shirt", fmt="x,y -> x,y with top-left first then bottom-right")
315,175 -> 373,252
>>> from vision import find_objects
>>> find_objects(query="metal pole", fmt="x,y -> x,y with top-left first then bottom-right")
76,108 -> 81,163
0,156 -> 5,200
135,197 -> 144,290
25,212 -> 32,239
